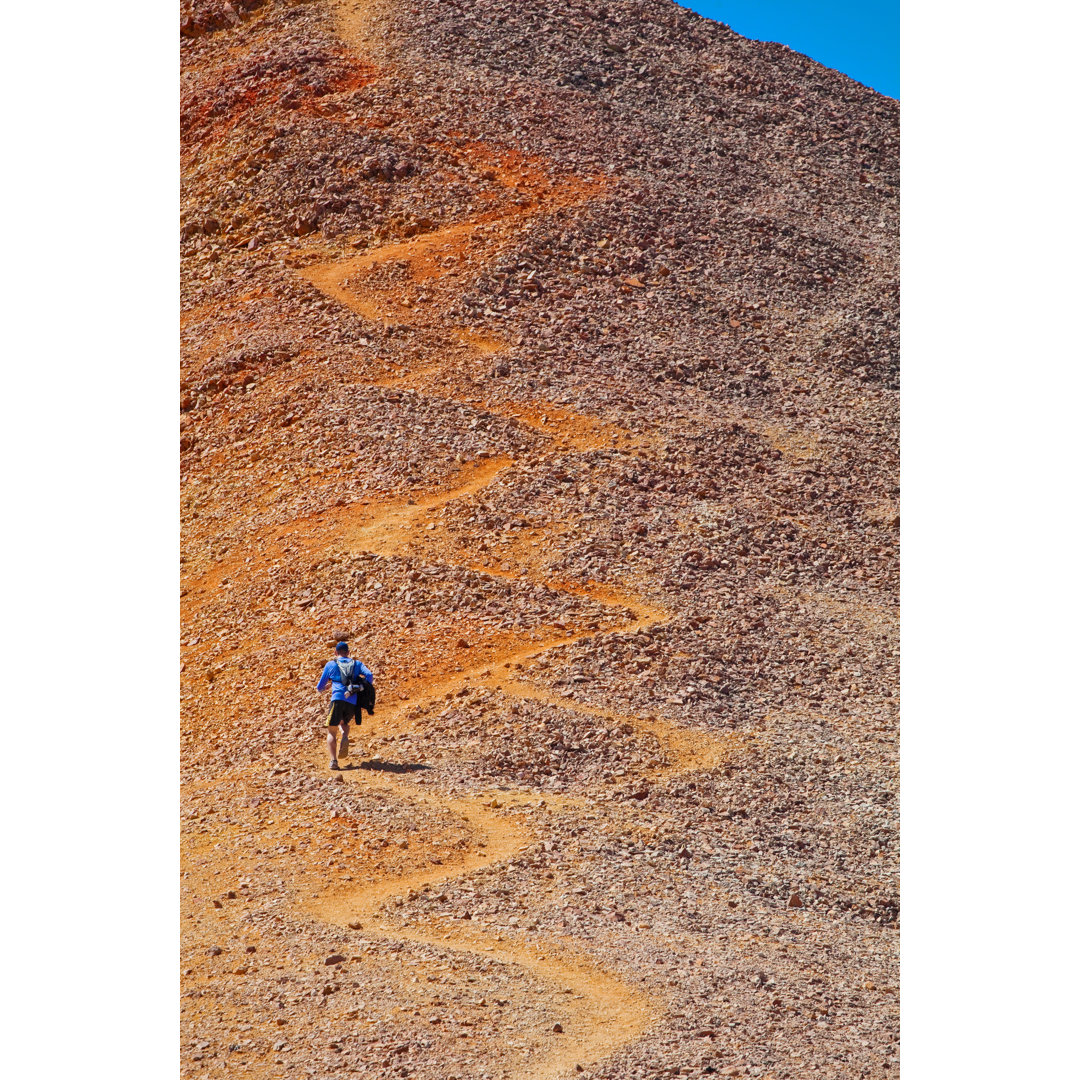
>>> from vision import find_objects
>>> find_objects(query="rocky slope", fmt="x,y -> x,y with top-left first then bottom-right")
181,2 -> 899,1078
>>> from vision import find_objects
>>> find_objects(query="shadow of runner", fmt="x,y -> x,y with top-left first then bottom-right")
350,759 -> 432,774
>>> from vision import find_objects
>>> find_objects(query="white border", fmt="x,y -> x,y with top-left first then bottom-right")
1,1 -> 177,1075
903,0 -> 1077,1074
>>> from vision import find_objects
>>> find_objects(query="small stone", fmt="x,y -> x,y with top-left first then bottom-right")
788,892 -> 803,908
552,1023 -> 563,1033
325,954 -> 347,966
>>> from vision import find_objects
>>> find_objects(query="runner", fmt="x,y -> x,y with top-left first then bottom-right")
316,640 -> 374,770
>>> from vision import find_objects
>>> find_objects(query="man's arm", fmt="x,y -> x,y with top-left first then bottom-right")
357,661 -> 374,684
316,663 -> 332,693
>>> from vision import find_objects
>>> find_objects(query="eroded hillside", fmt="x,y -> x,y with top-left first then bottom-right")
181,2 -> 899,1078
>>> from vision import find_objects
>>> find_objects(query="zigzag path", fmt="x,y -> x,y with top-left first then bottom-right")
299,450 -> 738,1080
242,3 -> 745,1076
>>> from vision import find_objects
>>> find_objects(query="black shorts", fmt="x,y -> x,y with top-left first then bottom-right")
325,700 -> 356,728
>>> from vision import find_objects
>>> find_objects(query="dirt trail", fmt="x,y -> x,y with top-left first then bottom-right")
298,475 -> 739,1079
308,775 -> 657,1080
263,3 -> 747,1076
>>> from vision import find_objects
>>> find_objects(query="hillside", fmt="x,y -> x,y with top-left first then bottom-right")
180,2 -> 899,1078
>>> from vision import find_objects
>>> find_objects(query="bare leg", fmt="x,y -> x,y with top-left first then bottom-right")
327,726 -> 339,764
339,723 -> 350,760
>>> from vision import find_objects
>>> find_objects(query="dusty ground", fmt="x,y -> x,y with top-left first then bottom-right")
181,2 -> 898,1077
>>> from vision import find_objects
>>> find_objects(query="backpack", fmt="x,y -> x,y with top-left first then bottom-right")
335,658 -> 363,697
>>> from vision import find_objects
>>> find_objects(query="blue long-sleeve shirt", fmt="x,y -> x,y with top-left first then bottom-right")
316,658 -> 374,704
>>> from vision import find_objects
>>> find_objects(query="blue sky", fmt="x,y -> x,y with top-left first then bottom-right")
681,1 -> 899,98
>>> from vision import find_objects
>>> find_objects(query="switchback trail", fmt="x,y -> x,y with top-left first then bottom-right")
295,224 -> 741,1080
279,3 -> 743,1076
303,554 -> 740,1080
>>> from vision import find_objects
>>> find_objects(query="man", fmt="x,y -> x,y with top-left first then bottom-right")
316,640 -> 374,770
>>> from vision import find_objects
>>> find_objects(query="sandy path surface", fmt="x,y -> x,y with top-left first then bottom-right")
296,460 -> 742,1078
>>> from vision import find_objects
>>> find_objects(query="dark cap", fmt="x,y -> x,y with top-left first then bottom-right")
334,640 -> 349,653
